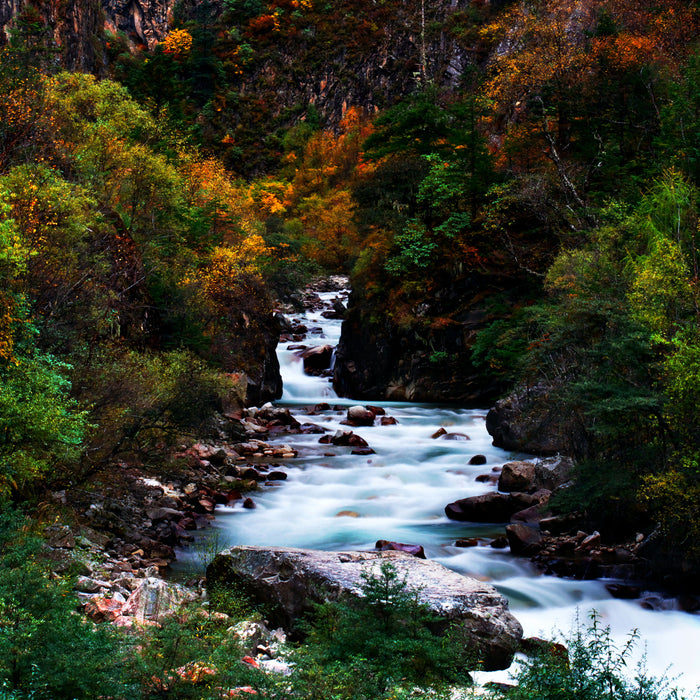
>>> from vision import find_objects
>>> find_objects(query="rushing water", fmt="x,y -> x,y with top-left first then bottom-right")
213,290 -> 700,695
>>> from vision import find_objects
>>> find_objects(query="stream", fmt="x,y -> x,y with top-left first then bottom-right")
212,289 -> 700,695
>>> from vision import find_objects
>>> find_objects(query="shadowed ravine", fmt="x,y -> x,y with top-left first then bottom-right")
213,289 -> 700,694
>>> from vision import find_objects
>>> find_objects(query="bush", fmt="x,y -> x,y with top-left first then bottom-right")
0,507 -> 129,699
280,561 -> 473,699
502,612 -> 685,700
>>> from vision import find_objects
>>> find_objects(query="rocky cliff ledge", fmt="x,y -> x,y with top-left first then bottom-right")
207,545 -> 523,671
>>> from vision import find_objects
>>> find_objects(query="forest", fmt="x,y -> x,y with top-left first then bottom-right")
2,0 -> 700,697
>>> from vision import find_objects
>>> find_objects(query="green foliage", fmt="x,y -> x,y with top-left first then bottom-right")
0,198 -> 88,496
0,507 -> 129,699
501,612 -> 684,700
0,345 -> 88,496
384,220 -> 437,275
74,348 -> 233,461
284,562 -> 472,699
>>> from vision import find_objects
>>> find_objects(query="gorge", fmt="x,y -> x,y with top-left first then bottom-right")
203,286 -> 700,694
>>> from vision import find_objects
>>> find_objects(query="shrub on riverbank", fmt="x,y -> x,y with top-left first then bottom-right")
501,612 -> 686,700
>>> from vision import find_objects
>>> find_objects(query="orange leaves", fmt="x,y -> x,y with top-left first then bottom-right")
591,32 -> 658,72
160,29 -> 193,58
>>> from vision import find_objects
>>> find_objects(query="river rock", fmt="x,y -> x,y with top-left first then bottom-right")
375,540 -> 426,558
84,595 -> 124,622
207,546 -> 522,671
499,457 -> 574,494
486,385 -> 582,455
320,430 -> 369,447
121,577 -> 193,623
301,345 -> 334,372
445,492 -> 542,523
346,406 -> 376,426
505,523 -> 543,555
498,461 -> 536,493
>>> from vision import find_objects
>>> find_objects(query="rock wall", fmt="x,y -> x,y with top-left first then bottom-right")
102,0 -> 177,49
176,0 -> 480,129
0,0 -> 106,71
333,277 -> 506,404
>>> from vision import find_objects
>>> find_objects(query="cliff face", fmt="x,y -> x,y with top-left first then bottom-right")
0,0 -> 106,71
102,0 -> 177,49
333,274 -> 508,405
0,0 -> 176,71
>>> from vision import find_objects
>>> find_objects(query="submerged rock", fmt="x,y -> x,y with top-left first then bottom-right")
207,546 -> 522,671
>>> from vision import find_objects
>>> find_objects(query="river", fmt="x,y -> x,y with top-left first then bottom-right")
213,289 -> 700,695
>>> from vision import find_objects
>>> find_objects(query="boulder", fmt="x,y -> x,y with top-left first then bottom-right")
486,385 -> 582,455
375,540 -> 426,558
445,492 -> 542,523
499,457 -> 574,494
301,345 -> 335,372
346,406 -> 376,426
121,577 -> 193,623
320,430 -> 369,448
498,462 -> 536,493
505,523 -> 543,555
207,546 -> 522,671
84,596 -> 124,622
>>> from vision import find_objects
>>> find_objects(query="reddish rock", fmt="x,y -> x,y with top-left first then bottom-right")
475,474 -> 498,484
85,596 -> 124,622
178,516 -> 198,531
442,432 -> 470,441
506,523 -> 543,555
380,416 -> 399,425
196,498 -> 216,513
299,422 -> 326,434
469,454 -> 487,465
511,504 -> 548,525
301,345 -> 334,372
267,471 -> 287,480
347,434 -> 369,447
346,406 -> 375,426
455,538 -> 480,547
366,405 -> 385,416
445,492 -> 541,523
375,540 -> 426,558
323,430 -> 369,447
351,447 -> 375,455
579,531 -> 601,550
240,468 -> 265,482
431,427 -> 447,439
243,498 -> 256,509
498,461 -> 536,493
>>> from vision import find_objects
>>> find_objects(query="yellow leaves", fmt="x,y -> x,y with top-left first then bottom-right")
192,236 -> 271,311
160,29 -> 193,57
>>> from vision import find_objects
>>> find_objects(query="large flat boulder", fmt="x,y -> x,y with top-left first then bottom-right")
207,546 -> 522,671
